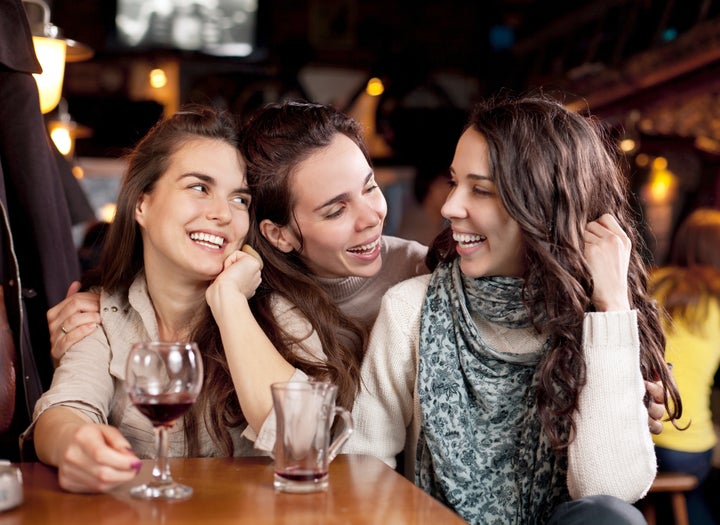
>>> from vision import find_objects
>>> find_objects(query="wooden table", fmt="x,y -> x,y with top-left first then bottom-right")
0,455 -> 467,524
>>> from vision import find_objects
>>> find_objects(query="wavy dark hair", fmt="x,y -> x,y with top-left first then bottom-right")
238,100 -> 368,410
427,93 -> 681,449
651,208 -> 720,334
97,105 -> 245,455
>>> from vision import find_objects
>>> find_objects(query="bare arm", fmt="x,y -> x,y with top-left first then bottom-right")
205,250 -> 296,434
35,406 -> 140,493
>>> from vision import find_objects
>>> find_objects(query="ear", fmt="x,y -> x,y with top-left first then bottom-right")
259,219 -> 298,254
135,193 -> 148,228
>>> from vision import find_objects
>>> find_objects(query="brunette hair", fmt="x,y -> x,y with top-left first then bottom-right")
428,92 -> 681,448
651,208 -> 720,334
238,100 -> 368,409
97,105 -> 245,455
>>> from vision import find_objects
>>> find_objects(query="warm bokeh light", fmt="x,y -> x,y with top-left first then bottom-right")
99,202 -> 117,223
32,36 -> 67,113
652,156 -> 668,170
635,153 -> 650,167
619,138 -> 636,153
72,165 -> 84,179
49,125 -> 73,156
365,77 -> 384,97
149,68 -> 168,89
647,169 -> 677,205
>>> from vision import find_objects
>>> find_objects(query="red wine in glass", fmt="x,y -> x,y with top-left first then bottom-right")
276,469 -> 327,483
126,341 -> 203,500
133,392 -> 195,427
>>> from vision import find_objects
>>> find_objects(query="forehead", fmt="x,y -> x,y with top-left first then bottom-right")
452,128 -> 490,175
290,134 -> 370,203
165,137 -> 246,181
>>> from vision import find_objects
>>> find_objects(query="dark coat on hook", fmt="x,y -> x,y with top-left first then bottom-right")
0,0 -> 94,461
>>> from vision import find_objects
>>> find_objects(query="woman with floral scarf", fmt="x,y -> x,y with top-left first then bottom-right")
346,93 -> 680,524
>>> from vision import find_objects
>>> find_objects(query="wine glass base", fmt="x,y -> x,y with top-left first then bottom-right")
129,482 -> 193,500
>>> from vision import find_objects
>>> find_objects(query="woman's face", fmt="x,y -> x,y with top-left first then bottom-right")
135,137 -> 251,283
441,128 -> 525,278
282,133 -> 387,278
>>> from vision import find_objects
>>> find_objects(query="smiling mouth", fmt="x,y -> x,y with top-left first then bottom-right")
453,233 -> 486,248
190,232 -> 225,249
347,237 -> 380,254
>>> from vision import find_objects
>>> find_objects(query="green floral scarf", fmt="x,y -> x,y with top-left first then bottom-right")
416,260 -> 569,525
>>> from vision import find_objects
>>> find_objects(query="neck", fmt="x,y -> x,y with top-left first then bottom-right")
144,268 -> 207,342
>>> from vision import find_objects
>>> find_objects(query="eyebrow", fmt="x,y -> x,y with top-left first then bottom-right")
180,172 -> 250,194
448,168 -> 493,182
313,171 -> 374,212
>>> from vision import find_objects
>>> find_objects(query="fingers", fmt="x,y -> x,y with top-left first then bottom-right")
645,379 -> 666,405
583,214 -> 632,312
59,425 -> 141,493
66,280 -> 82,298
52,322 -> 99,362
207,250 -> 263,309
648,416 -> 664,435
48,289 -> 102,362
241,244 -> 264,269
584,214 -> 630,250
645,381 -> 667,435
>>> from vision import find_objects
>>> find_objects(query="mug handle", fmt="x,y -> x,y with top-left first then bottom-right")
327,406 -> 354,463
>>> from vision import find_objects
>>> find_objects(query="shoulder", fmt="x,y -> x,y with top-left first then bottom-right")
385,273 -> 432,297
382,235 -> 428,260
381,236 -> 429,277
380,274 -> 431,317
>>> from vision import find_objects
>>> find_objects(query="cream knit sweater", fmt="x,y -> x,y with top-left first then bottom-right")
344,274 -> 657,503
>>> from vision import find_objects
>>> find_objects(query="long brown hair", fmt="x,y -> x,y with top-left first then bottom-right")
651,208 -> 720,334
428,92 -> 681,448
97,105 -> 245,455
238,101 -> 368,410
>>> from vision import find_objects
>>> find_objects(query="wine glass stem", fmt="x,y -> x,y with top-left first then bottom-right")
152,425 -> 173,484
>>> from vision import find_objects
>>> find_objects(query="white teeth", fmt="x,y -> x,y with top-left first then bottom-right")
453,233 -> 486,245
348,238 -> 380,253
190,232 -> 224,248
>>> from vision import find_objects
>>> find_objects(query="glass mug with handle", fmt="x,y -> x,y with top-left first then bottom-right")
125,341 -> 203,500
270,381 -> 353,493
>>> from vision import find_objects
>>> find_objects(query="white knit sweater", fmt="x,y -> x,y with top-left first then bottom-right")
344,274 -> 656,503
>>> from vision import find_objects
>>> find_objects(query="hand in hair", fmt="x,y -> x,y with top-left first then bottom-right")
583,214 -> 631,312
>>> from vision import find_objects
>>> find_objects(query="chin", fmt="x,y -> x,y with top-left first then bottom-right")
459,260 -> 487,279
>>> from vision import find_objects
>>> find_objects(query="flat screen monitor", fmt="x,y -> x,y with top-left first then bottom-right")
115,0 -> 257,57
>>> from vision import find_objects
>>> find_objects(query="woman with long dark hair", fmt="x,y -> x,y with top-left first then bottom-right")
30,106 -> 272,492
347,93 -> 681,524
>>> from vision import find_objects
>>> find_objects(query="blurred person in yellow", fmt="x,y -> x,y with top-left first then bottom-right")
651,208 -> 720,525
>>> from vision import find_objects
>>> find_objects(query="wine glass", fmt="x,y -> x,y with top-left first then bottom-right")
125,341 -> 203,500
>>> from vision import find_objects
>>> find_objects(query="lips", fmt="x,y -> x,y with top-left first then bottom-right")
189,231 -> 225,249
347,237 -> 380,254
453,232 -> 486,248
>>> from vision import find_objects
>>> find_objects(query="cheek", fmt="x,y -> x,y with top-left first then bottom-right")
233,212 -> 250,239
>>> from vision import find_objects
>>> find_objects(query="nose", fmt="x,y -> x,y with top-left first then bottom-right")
207,196 -> 232,223
440,186 -> 466,221
356,194 -> 386,231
